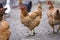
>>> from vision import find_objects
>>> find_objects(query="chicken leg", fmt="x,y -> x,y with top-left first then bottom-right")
57,25 -> 60,32
50,24 -> 55,33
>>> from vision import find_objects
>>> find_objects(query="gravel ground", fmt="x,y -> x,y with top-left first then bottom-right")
6,4 -> 60,40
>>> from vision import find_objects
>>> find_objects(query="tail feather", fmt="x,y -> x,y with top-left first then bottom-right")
26,1 -> 32,12
28,1 -> 32,6
0,3 -> 3,8
56,9 -> 59,14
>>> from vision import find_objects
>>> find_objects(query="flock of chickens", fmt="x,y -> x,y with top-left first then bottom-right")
20,0 -> 60,35
20,3 -> 42,36
0,0 -> 60,40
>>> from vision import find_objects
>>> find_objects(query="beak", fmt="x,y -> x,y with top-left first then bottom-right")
19,4 -> 24,8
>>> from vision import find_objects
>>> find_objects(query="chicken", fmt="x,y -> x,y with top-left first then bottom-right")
47,1 -> 60,33
4,0 -> 11,14
0,20 -> 11,40
0,4 -> 11,40
19,0 -> 32,12
20,4 -> 42,36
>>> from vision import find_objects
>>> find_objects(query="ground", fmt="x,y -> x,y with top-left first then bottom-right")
6,4 -> 60,40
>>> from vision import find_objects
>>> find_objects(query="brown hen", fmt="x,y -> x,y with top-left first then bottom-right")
0,6 -> 11,40
20,4 -> 42,36
47,1 -> 60,33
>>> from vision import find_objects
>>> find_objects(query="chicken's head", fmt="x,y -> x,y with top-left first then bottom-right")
47,0 -> 53,5
0,4 -> 7,17
20,4 -> 27,10
0,8 -> 7,21
47,0 -> 54,10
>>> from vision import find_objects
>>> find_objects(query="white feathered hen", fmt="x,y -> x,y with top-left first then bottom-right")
4,0 -> 11,14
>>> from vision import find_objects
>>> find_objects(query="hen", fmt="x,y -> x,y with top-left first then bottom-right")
19,0 -> 32,12
47,1 -> 60,33
4,0 -> 11,14
0,4 -> 11,40
20,4 -> 42,36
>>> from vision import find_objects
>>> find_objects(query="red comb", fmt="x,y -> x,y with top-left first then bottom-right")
47,0 -> 53,5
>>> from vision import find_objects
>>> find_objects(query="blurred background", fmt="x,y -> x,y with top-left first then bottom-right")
0,0 -> 60,8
